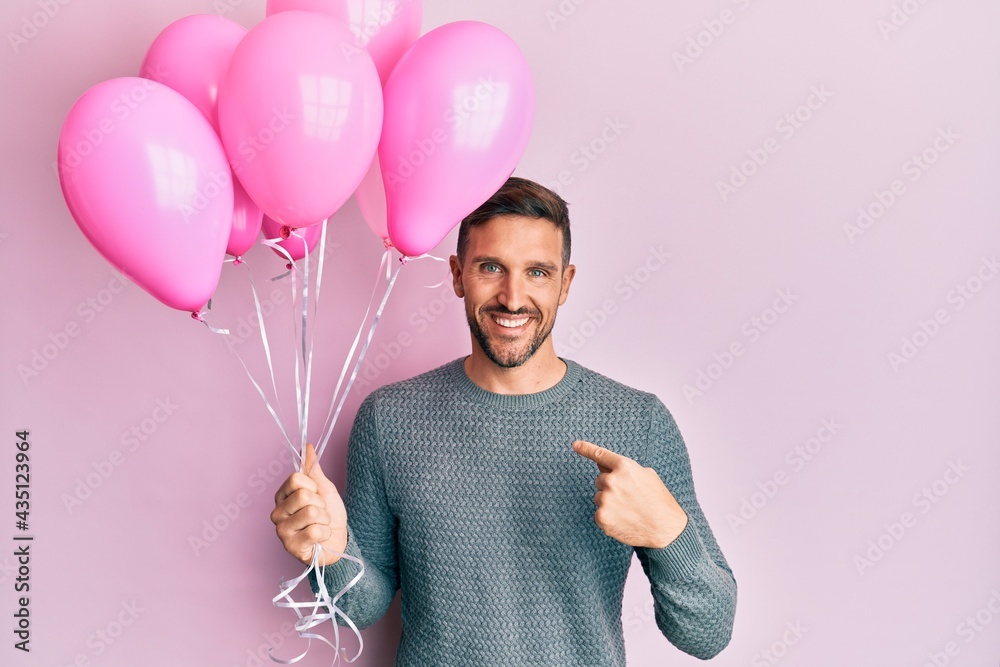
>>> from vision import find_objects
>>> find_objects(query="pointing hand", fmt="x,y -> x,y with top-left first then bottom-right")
572,440 -> 688,549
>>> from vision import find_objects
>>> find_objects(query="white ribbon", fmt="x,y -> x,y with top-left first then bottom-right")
269,544 -> 367,666
191,299 -> 230,335
315,248 -> 399,459
207,230 -> 418,663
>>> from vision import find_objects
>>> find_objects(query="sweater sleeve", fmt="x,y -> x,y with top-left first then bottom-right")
307,394 -> 400,628
632,397 -> 737,659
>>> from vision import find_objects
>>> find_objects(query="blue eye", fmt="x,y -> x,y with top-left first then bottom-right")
529,269 -> 546,278
483,263 -> 500,273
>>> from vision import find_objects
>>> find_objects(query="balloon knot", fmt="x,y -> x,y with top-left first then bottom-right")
233,256 -> 243,266
383,238 -> 393,250
399,255 -> 409,266
286,262 -> 293,271
191,311 -> 205,322
279,225 -> 293,240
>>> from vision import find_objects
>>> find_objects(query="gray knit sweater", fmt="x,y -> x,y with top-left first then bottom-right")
310,357 -> 736,666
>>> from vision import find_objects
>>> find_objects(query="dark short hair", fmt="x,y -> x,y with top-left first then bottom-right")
456,177 -> 571,268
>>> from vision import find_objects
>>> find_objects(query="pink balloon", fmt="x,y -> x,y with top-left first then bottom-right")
139,14 -> 247,131
217,10 -> 383,229
355,154 -> 388,240
261,216 -> 322,262
264,3 -> 419,242
57,77 -> 233,312
228,178 -> 263,257
140,15 -> 262,260
381,21 -> 534,258
265,0 -> 422,85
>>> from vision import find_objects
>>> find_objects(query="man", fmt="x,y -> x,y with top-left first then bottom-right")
272,177 -> 737,666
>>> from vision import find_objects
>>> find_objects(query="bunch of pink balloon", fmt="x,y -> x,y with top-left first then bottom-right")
57,3 -> 535,312
55,5 -> 536,663
56,10 -> 384,312
265,3 -> 536,257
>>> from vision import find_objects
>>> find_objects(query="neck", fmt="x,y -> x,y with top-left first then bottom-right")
463,341 -> 566,395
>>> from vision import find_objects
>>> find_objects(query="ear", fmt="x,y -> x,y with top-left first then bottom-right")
449,255 -> 465,297
558,263 -> 576,306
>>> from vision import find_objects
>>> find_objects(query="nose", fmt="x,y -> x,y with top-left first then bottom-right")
498,273 -> 526,312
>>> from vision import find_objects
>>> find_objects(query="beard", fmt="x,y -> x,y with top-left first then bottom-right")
467,305 -> 554,368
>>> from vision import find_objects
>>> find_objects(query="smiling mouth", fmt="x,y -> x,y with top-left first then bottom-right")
492,315 -> 530,328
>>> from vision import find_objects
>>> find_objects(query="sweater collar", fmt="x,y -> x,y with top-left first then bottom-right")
446,356 -> 583,409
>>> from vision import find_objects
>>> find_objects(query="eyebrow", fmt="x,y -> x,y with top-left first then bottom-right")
471,256 -> 560,272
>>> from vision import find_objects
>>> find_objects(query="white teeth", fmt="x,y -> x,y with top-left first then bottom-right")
493,316 -> 529,328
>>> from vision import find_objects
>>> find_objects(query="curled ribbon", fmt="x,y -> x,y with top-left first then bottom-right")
269,543 -> 367,666
209,226 -> 410,662
406,251 -> 452,289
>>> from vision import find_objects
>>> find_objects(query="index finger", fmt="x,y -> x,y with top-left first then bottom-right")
572,440 -> 625,472
273,470 -> 318,507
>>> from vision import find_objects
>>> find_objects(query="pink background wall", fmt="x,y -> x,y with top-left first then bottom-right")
4,0 -> 1000,665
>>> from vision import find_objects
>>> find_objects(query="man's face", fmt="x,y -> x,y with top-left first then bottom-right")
450,215 -> 575,368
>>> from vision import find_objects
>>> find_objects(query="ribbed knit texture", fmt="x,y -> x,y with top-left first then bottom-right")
310,358 -> 736,666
